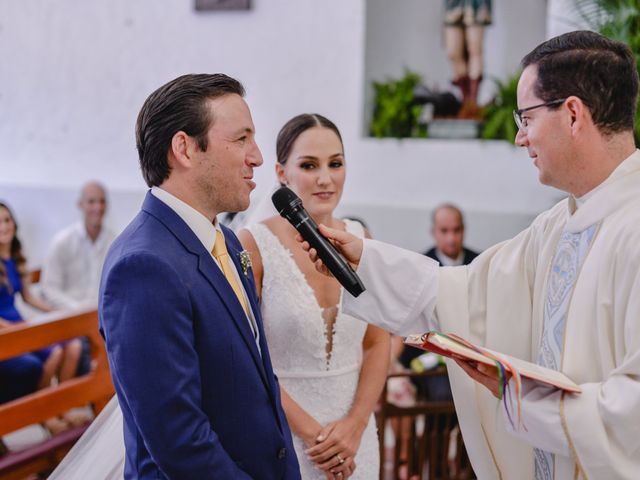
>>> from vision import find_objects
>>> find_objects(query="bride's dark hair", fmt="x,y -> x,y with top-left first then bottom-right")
276,113 -> 343,167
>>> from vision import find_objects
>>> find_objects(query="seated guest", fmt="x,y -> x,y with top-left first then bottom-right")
42,181 -> 115,309
399,204 -> 479,400
0,354 -> 43,404
424,203 -> 478,266
0,202 -> 81,432
42,182 -> 115,377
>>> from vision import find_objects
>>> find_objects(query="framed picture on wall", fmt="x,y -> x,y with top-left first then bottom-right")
195,0 -> 251,11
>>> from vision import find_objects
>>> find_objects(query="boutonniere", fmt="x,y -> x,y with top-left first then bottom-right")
239,250 -> 252,276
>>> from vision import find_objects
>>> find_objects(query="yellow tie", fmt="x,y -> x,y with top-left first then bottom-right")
212,230 -> 249,316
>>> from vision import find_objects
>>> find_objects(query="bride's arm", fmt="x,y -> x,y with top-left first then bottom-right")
238,228 -> 324,442
238,228 -> 327,461
278,386 -> 324,447
280,388 -> 342,480
307,227 -> 391,471
307,324 -> 390,469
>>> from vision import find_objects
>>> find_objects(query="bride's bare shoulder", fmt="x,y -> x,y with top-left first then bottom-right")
262,216 -> 288,235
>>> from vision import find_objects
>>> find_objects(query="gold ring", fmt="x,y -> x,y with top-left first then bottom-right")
336,454 -> 345,465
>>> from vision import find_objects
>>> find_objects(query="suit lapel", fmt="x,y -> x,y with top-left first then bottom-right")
141,192 -> 271,392
196,252 -> 271,391
228,243 -> 276,376
227,240 -> 284,430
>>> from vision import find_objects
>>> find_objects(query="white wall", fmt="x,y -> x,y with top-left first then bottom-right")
0,0 -> 564,266
0,0 -> 365,193
547,0 -> 592,38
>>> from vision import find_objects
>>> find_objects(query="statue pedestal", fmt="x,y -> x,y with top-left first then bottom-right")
427,119 -> 481,139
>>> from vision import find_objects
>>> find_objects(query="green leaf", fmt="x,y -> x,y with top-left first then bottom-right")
481,73 -> 521,143
370,69 -> 424,138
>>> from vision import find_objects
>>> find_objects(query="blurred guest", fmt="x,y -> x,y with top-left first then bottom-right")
42,181 -> 115,309
42,181 -> 115,377
0,202 -> 81,431
400,204 -> 479,400
424,203 -> 478,266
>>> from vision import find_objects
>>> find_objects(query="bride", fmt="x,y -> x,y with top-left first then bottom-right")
51,113 -> 389,480
238,113 -> 389,479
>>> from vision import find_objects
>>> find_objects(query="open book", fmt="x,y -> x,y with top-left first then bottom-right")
404,332 -> 581,394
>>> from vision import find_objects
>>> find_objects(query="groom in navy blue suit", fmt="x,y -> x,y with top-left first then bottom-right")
99,74 -> 300,479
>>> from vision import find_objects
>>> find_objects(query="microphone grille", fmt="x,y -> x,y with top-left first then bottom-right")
271,186 -> 301,213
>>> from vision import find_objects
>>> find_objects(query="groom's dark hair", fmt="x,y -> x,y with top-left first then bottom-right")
135,73 -> 245,187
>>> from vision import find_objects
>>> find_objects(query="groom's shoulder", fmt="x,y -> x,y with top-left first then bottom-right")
105,211 -> 180,271
112,211 -> 162,250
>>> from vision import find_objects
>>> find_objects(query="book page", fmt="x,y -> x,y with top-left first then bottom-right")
405,332 -> 581,393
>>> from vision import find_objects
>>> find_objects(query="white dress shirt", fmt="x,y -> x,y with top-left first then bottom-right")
42,221 -> 116,309
433,248 -> 465,266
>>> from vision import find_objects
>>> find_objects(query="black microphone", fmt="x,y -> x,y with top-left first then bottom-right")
272,187 -> 365,297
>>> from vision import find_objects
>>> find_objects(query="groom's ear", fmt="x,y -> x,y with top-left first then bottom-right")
169,131 -> 198,170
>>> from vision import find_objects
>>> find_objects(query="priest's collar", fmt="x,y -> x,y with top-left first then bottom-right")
565,149 -> 640,232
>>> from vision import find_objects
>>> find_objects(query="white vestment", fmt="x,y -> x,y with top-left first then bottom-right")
344,151 -> 640,479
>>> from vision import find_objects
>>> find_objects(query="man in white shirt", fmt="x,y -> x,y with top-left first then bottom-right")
41,181 -> 115,376
306,31 -> 640,479
42,181 -> 115,309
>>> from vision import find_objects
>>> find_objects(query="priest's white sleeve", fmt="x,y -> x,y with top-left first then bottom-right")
502,378 -> 570,456
341,239 -> 439,336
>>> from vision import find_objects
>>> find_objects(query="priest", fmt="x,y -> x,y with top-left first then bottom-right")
304,31 -> 640,479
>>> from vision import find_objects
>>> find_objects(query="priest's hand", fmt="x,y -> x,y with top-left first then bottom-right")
453,358 -> 510,399
297,224 -> 363,276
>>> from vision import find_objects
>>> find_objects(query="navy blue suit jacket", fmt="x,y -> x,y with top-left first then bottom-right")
99,192 -> 300,479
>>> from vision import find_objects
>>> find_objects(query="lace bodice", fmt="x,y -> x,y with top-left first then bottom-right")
248,220 -> 368,376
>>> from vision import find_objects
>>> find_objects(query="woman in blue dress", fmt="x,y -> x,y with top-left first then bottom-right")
0,202 -> 82,427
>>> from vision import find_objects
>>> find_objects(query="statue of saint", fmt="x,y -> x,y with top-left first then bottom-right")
444,0 -> 492,119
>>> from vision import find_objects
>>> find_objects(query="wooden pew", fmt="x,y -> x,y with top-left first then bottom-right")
376,368 -> 475,480
0,308 -> 114,479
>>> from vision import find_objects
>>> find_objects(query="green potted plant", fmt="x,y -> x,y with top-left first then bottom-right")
574,0 -> 640,144
480,72 -> 520,143
370,70 -> 427,139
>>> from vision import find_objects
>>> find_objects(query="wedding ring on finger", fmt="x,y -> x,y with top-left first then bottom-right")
335,454 -> 345,465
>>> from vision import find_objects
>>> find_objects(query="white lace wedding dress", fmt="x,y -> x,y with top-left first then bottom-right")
246,220 -> 380,480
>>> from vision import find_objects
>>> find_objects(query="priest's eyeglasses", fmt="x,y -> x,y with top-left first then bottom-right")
513,98 -> 567,132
